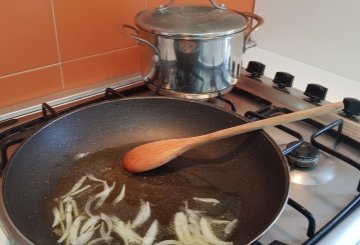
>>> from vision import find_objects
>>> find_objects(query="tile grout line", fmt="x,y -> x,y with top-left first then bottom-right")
61,45 -> 138,64
50,0 -> 65,89
0,46 -> 138,80
0,63 -> 61,80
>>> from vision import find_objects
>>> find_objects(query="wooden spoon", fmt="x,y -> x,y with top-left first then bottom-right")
123,101 -> 343,173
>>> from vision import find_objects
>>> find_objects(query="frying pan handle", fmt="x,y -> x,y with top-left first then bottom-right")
119,24 -> 160,82
158,0 -> 226,10
241,12 -> 264,51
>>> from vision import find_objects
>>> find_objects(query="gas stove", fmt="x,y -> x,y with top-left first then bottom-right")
0,61 -> 359,245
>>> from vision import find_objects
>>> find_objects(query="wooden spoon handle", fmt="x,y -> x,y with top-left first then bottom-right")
199,101 -> 343,143
123,101 -> 344,173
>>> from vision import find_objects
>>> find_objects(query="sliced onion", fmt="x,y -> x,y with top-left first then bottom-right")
52,207 -> 61,228
87,237 -> 113,245
94,181 -> 115,209
154,240 -> 181,245
174,212 -> 192,245
57,202 -> 74,243
199,217 -> 233,245
184,207 -> 201,225
61,175 -> 87,199
192,197 -> 220,205
100,222 -> 112,240
210,219 -> 231,225
100,213 -> 112,235
80,215 -> 100,235
132,200 -> 151,229
84,196 -> 96,217
224,219 -> 238,236
76,229 -> 95,245
86,173 -> 106,183
112,218 -> 129,244
63,185 -> 91,203
69,215 -> 85,244
112,184 -> 126,206
59,200 -> 65,221
125,222 -> 143,243
142,220 -> 159,245
71,199 -> 79,217
60,219 -> 65,234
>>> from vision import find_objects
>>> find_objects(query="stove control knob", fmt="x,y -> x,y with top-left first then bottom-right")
246,61 -> 265,78
273,72 -> 294,89
343,98 -> 360,117
304,83 -> 328,103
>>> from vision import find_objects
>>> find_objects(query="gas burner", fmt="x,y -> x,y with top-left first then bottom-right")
287,141 -> 320,168
282,141 -> 338,185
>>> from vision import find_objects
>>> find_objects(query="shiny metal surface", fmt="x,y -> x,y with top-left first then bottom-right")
259,123 -> 360,245
136,5 -> 247,38
289,152 -> 338,185
141,31 -> 245,98
159,0 -> 226,10
123,3 -> 263,99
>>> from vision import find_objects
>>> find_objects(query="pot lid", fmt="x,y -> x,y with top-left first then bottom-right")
135,5 -> 248,38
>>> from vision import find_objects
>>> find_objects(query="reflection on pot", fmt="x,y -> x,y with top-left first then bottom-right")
146,36 -> 242,97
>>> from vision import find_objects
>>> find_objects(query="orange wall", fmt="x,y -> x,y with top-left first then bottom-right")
0,0 -> 254,108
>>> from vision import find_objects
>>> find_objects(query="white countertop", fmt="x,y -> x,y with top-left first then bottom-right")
243,47 -> 360,102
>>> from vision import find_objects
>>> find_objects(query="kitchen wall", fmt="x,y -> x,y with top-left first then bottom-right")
0,0 -> 254,108
252,0 -> 360,83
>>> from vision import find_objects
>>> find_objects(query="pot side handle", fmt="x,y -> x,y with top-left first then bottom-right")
241,12 -> 264,51
158,0 -> 226,10
118,24 -> 160,81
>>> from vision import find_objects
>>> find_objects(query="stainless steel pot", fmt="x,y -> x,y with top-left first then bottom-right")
121,0 -> 263,99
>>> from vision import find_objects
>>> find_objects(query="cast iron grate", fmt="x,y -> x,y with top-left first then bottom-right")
245,106 -> 360,245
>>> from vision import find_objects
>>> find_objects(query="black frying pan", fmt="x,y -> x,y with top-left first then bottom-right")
1,97 -> 289,244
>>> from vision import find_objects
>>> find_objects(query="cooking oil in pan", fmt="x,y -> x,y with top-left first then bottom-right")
49,147 -> 241,243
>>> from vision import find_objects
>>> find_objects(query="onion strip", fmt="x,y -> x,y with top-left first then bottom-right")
154,240 -> 181,245
69,215 -> 85,244
61,175 -> 87,199
84,196 -> 96,217
57,202 -> 74,243
224,219 -> 238,236
174,212 -> 192,245
52,207 -> 61,228
142,220 -> 158,245
94,181 -> 115,209
71,199 -> 79,217
132,200 -> 151,229
86,173 -> 106,183
112,184 -> 126,206
199,217 -> 233,245
100,222 -> 112,240
87,237 -> 112,245
80,215 -> 100,235
59,200 -> 65,220
193,197 -> 220,205
76,229 -> 95,245
63,185 -> 91,203
100,213 -> 112,235
112,219 -> 129,244
125,222 -> 143,243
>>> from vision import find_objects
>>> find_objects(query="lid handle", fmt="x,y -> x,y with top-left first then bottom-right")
158,0 -> 226,10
